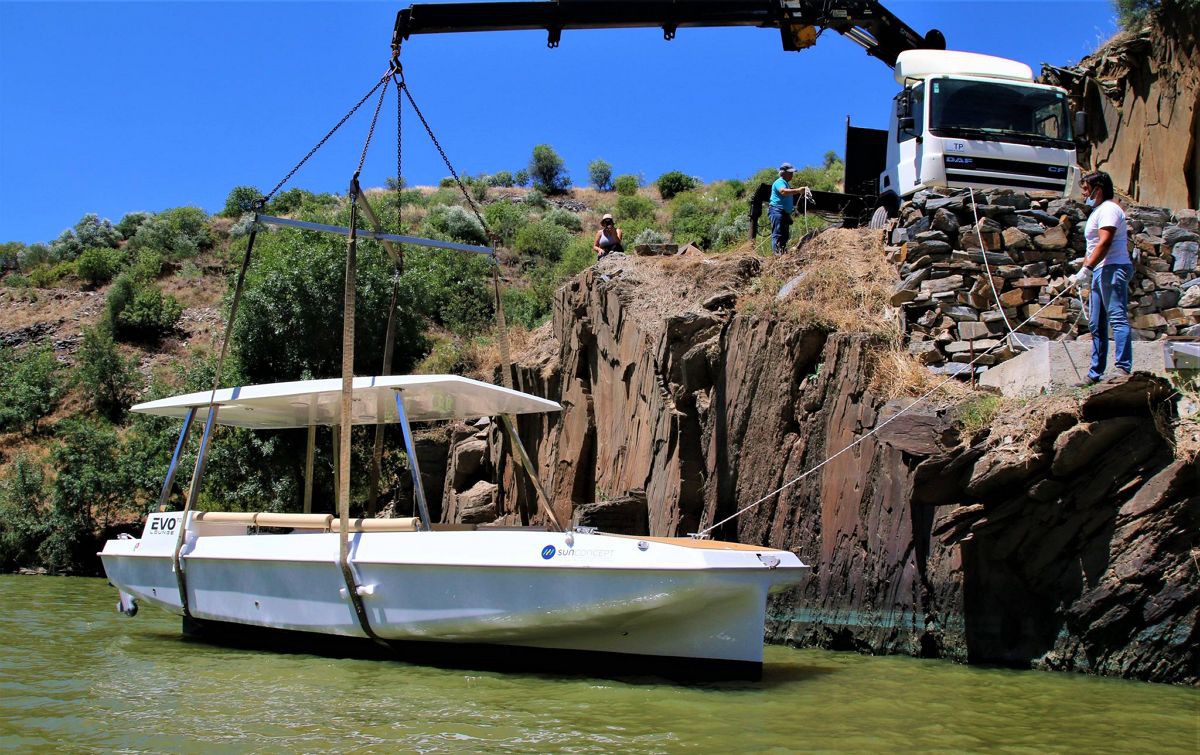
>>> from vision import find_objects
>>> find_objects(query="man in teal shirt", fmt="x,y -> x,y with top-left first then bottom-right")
768,162 -> 810,254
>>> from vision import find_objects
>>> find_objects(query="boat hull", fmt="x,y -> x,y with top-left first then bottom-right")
101,514 -> 808,671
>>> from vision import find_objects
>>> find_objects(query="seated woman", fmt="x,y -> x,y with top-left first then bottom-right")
593,213 -> 624,258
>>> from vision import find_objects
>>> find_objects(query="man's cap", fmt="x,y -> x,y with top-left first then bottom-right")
779,162 -> 795,173
601,213 -> 614,221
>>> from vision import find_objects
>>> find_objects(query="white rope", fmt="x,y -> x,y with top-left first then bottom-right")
695,281 -> 1081,538
969,189 -> 1020,346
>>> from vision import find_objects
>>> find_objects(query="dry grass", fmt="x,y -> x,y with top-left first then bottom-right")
740,228 -> 898,336
1168,377 -> 1200,461
869,346 -> 970,401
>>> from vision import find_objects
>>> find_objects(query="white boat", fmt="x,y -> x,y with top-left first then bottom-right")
101,374 -> 808,678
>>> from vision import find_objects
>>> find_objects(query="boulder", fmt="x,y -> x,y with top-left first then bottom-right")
572,489 -> 649,535
1050,417 -> 1144,477
456,481 -> 499,523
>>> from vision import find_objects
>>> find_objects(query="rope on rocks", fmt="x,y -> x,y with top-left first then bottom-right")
968,189 -> 1022,349
695,279 -> 1083,539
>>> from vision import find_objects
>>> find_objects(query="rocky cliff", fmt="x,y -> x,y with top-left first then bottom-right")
440,228 -> 1197,685
1043,5 -> 1199,209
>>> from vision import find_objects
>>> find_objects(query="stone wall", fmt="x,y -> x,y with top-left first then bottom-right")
890,189 -> 1200,377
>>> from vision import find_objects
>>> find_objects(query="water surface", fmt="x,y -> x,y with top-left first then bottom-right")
0,576 -> 1195,752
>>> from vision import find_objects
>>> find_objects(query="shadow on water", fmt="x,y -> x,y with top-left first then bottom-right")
153,617 -> 841,690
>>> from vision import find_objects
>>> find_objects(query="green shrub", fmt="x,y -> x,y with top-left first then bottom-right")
488,171 -> 516,188
17,243 -> 51,270
0,456 -> 50,572
668,192 -> 722,247
43,419 -> 124,573
28,261 -> 74,288
116,212 -> 151,240
0,345 -> 64,434
656,171 -> 698,200
421,205 -> 488,246
588,159 -> 613,191
616,194 -> 656,222
222,185 -> 262,217
131,249 -> 164,281
502,283 -> 553,329
514,220 -> 571,261
3,274 -> 31,289
439,176 -> 457,188
613,174 -> 641,196
105,273 -> 182,340
632,228 -> 670,246
74,214 -> 122,249
514,169 -> 530,188
77,326 -> 142,421
483,201 -> 531,244
522,189 -> 549,209
529,144 -> 570,194
544,207 -> 583,233
49,229 -> 83,262
0,242 -> 25,271
126,206 -> 213,260
713,215 -> 751,249
555,237 -> 597,277
232,231 -> 428,383
76,247 -> 125,286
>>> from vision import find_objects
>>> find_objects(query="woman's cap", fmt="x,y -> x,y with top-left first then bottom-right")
601,213 -> 614,221
779,162 -> 795,173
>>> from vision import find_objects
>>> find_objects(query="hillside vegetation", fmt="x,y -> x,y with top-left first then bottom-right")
0,147 -> 844,575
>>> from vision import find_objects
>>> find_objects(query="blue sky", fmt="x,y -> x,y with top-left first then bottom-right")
0,1 -> 1119,244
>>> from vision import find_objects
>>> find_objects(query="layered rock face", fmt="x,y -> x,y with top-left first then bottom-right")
1042,7 -> 1199,209
440,238 -> 1196,685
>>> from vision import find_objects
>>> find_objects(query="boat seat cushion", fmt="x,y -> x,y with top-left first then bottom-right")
335,517 -> 421,532
255,513 -> 334,529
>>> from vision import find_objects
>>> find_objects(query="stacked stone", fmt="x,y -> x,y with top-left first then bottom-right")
886,189 -> 1200,375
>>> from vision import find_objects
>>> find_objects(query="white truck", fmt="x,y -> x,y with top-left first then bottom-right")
864,49 -> 1081,222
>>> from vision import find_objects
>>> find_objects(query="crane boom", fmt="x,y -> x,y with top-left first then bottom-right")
392,0 -> 945,68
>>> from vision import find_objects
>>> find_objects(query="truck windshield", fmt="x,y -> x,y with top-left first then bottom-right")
929,79 -> 1072,146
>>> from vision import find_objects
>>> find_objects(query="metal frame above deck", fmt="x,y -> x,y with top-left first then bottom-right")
256,214 -> 494,256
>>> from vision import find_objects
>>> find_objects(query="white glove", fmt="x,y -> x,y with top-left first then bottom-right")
1071,266 -> 1092,288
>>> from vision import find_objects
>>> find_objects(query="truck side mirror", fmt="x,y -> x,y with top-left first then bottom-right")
1073,111 -> 1087,138
898,116 -> 915,133
896,91 -> 912,119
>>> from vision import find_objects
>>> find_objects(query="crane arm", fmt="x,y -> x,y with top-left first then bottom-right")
392,0 -> 945,68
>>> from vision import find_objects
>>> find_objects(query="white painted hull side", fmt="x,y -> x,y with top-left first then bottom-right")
101,521 -> 808,666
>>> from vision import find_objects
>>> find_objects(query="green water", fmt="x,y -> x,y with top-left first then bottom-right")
0,576 -> 1195,753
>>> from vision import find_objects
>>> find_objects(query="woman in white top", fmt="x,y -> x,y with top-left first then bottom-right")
1073,170 -> 1131,383
593,213 -> 624,259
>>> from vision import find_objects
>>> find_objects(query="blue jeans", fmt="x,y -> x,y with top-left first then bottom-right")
768,206 -> 791,254
1088,263 -> 1133,380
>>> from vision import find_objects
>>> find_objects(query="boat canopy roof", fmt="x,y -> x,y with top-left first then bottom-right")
131,375 -> 561,429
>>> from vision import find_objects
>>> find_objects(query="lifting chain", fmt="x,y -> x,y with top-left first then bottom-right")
257,66 -> 394,207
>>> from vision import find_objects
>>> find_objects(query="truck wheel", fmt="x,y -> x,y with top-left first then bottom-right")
868,205 -> 889,229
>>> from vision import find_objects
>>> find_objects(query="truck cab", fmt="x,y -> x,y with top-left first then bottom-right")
878,50 -> 1080,209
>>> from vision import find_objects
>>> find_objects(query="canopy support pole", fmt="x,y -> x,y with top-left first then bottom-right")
498,414 -> 564,532
156,407 -> 196,513
393,391 -> 433,531
173,405 -> 219,618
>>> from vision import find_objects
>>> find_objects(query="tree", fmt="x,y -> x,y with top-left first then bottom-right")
613,174 -> 641,196
42,419 -> 124,573
528,144 -> 570,194
1115,0 -> 1199,27
0,345 -> 64,434
0,456 -> 50,572
222,186 -> 263,217
588,159 -> 613,191
76,247 -> 124,286
656,171 -> 698,200
73,214 -> 122,249
77,326 -> 142,421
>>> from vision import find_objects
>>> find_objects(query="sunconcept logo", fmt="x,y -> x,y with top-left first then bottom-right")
541,545 -> 556,560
